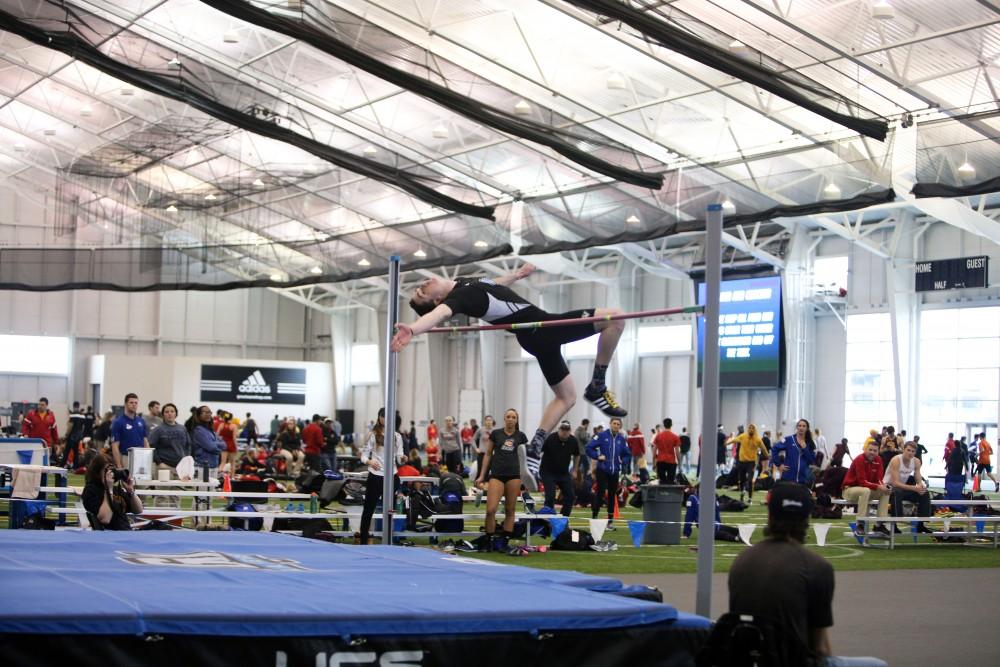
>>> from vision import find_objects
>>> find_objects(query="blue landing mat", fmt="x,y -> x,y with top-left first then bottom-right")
0,531 -> 706,637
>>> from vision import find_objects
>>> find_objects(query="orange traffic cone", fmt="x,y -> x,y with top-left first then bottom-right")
972,475 -> 980,493
222,473 -> 232,500
613,495 -> 621,520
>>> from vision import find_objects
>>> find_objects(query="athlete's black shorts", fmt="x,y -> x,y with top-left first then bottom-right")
515,309 -> 598,386
489,474 -> 521,485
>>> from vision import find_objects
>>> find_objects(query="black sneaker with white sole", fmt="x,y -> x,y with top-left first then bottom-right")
583,385 -> 628,417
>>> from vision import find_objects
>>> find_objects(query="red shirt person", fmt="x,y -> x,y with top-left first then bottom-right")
22,397 -> 58,446
841,441 -> 890,535
301,416 -> 325,457
652,418 -> 681,484
626,425 -> 646,460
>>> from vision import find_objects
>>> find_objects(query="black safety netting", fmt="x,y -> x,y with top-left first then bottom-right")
0,1 -> 995,293
562,0 -> 889,141
197,0 -> 666,190
912,112 -> 1000,198
0,0 -> 496,219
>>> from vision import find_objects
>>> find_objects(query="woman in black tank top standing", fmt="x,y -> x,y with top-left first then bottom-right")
476,408 -> 527,546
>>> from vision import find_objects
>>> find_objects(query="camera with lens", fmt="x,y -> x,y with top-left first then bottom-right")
112,468 -> 130,483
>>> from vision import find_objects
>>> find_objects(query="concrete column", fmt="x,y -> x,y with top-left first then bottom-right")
887,211 -> 920,430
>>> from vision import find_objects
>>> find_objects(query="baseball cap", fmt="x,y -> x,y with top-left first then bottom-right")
558,420 -> 572,429
767,482 -> 814,519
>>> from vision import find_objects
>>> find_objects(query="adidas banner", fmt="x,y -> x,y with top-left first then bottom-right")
200,365 -> 307,405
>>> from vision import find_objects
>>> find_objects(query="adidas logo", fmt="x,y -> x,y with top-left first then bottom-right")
238,370 -> 271,394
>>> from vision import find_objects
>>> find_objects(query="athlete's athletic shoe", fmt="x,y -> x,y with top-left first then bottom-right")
528,431 -> 545,458
583,385 -> 628,417
521,490 -> 536,513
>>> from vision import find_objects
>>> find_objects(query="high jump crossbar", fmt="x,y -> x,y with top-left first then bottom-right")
428,305 -> 705,334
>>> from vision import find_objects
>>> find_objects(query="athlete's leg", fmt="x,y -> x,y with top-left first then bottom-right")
484,478 -> 504,535
502,478 -> 521,533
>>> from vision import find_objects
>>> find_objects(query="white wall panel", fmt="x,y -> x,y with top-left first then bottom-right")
813,315 -> 847,439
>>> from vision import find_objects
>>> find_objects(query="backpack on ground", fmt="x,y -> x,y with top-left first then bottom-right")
550,528 -> 595,551
718,496 -> 748,512
434,472 -> 465,532
811,492 -> 843,519
696,612 -> 783,667
227,502 -> 263,531
753,473 -> 774,492
295,470 -> 324,495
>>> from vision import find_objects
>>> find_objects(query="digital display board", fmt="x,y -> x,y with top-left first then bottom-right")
697,275 -> 784,388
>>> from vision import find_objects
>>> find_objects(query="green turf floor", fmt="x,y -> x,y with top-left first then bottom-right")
56,473 -> 1000,574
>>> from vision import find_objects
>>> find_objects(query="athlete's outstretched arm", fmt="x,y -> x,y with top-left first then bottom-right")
391,303 -> 454,352
493,263 -> 535,287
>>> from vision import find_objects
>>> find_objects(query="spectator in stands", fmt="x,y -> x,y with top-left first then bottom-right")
842,441 -> 890,537
731,423 -> 768,502
974,432 -> 997,492
331,415 -> 342,439
460,421 -> 474,461
215,412 -> 238,474
878,433 -> 899,472
190,406 -> 225,476
269,414 -> 281,439
814,427 -> 829,470
82,453 -> 143,531
474,415 -> 494,478
274,418 -> 305,478
83,405 -> 95,440
301,414 -> 325,472
653,418 -> 681,485
21,397 -> 58,456
426,419 -> 439,450
148,403 -> 191,475
358,407 -> 406,545
110,393 -> 149,469
625,422 -> 645,475
680,426 -> 692,473
885,442 -> 933,534
575,418 -> 591,478
144,401 -> 163,431
587,416 -> 630,528
243,412 -> 259,448
405,420 -> 418,454
477,408 -> 527,545
540,420 -> 579,517
94,411 -> 113,452
728,482 -> 887,667
831,438 -> 851,468
439,416 -> 462,474
770,418 -> 817,485
944,432 -> 956,464
65,401 -> 86,470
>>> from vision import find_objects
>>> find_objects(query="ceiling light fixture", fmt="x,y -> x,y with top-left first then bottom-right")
167,56 -> 181,69
223,30 -> 239,43
43,128 -> 56,136
414,249 -> 427,258
252,178 -> 265,187
310,266 -> 323,275
13,142 -> 26,152
165,204 -> 178,212
872,1 -> 895,20
120,86 -> 135,96
513,100 -> 532,115
728,40 -> 752,58
432,124 -> 448,139
358,257 -> 370,266
958,160 -> 976,178
362,145 -> 377,156
823,182 -> 842,198
270,273 -> 283,282
626,214 -> 640,224
204,193 -> 217,201
80,106 -> 93,117
722,199 -> 736,214
606,72 -> 626,90
474,240 -> 488,248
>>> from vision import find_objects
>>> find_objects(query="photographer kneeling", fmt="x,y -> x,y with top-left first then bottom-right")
82,453 -> 143,530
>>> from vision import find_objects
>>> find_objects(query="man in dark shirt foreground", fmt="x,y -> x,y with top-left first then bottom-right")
728,483 -> 887,667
